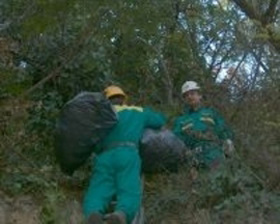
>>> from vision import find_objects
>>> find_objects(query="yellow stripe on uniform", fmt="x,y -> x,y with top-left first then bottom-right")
182,123 -> 193,130
200,117 -> 215,125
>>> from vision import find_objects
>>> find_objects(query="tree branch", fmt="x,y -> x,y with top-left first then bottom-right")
21,16 -> 100,98
231,0 -> 262,22
263,0 -> 279,25
231,0 -> 280,53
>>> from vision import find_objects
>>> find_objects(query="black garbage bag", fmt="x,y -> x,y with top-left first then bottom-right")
140,129 -> 187,173
55,92 -> 118,175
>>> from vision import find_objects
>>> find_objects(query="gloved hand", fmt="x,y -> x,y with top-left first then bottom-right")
223,139 -> 235,157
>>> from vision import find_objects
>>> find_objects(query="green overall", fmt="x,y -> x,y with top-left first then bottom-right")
83,105 -> 165,223
173,106 -> 233,169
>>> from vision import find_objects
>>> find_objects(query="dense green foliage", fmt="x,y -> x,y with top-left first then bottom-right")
1,0 -> 280,223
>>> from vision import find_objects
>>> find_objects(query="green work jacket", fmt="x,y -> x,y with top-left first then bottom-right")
100,105 -> 166,151
173,106 -> 233,148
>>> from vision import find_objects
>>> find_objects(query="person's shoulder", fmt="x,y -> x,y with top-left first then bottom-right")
127,105 -> 144,112
200,106 -> 217,114
142,106 -> 158,112
200,106 -> 224,119
114,105 -> 144,112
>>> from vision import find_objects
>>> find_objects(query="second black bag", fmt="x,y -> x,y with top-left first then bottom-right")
140,129 -> 186,173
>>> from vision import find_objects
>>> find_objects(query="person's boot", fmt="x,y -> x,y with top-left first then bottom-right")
106,211 -> 127,224
87,212 -> 104,224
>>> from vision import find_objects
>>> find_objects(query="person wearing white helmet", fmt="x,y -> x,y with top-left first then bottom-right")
180,81 -> 202,110
173,81 -> 234,170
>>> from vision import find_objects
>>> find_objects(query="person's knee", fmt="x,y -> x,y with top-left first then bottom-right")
83,197 -> 105,219
86,212 -> 104,224
106,211 -> 127,224
118,200 -> 141,223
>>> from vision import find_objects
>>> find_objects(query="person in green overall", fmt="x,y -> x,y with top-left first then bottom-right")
173,81 -> 234,171
84,85 -> 166,224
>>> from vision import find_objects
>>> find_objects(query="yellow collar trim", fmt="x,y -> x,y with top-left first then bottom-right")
114,105 -> 143,112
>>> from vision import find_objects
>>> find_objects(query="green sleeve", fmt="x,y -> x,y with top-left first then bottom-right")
144,108 -> 166,129
212,109 -> 234,140
173,117 -> 182,137
172,117 -> 193,147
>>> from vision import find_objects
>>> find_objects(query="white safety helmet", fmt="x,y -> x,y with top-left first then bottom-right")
181,81 -> 200,95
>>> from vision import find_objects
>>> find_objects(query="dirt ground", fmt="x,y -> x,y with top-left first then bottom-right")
0,192 -> 40,224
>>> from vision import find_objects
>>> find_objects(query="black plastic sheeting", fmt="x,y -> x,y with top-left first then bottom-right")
140,129 -> 187,173
55,92 -> 118,175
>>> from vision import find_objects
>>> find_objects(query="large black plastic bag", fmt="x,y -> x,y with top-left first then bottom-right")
55,92 -> 118,175
140,129 -> 186,173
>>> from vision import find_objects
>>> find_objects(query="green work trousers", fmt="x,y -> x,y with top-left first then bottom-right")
83,146 -> 141,224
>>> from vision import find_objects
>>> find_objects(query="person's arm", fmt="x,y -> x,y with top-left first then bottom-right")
173,117 -> 182,137
144,108 -> 166,129
212,109 -> 235,155
212,109 -> 234,140
172,117 -> 194,148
